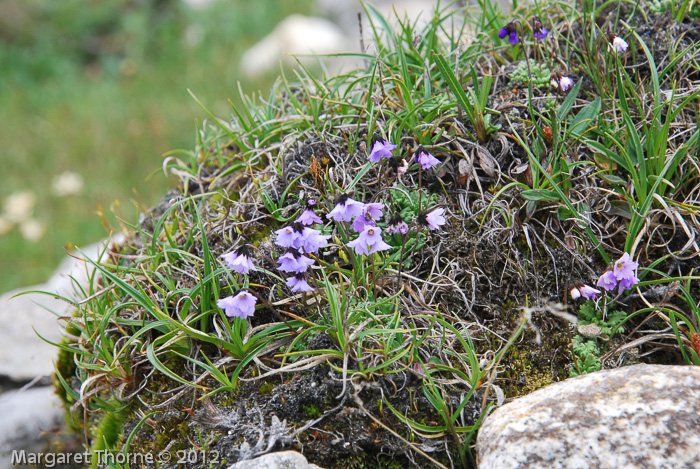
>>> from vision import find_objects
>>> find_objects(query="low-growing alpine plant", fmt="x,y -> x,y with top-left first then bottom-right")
41,1 -> 700,467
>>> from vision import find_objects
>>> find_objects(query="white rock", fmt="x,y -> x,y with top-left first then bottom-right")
0,386 -> 64,457
240,15 -> 352,78
477,364 -> 700,469
228,451 -> 323,469
0,236 -> 123,381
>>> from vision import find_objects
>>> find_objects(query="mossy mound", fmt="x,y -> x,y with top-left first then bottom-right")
52,1 -> 700,467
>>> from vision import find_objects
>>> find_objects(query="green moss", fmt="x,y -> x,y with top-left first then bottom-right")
303,404 -> 322,419
258,381 -> 275,395
90,405 -> 128,468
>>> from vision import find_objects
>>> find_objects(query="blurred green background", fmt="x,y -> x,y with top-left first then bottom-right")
0,0 -> 314,294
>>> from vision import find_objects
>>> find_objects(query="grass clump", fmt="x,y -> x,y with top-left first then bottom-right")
43,0 -> 700,467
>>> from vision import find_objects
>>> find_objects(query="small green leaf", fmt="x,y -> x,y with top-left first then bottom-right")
569,97 -> 601,138
521,189 -> 560,201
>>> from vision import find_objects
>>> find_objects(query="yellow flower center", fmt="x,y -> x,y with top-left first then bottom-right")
368,229 -> 374,235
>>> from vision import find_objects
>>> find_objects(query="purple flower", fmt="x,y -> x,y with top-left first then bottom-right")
299,227 -> 330,253
386,221 -> 409,235
347,225 -> 392,256
217,291 -> 257,319
613,252 -> 638,281
298,208 -> 323,225
531,17 -> 548,40
559,76 -> 573,91
609,34 -> 628,53
368,140 -> 398,162
297,200 -> 323,225
617,275 -> 639,294
419,208 -> 446,230
364,202 -> 384,220
551,73 -> 574,92
385,212 -> 409,235
286,274 -> 314,292
596,270 -> 617,291
498,22 -> 519,45
277,250 -> 315,273
221,245 -> 256,275
570,284 -> 601,300
415,151 -> 441,170
327,195 -> 364,222
275,225 -> 303,249
350,213 -> 375,233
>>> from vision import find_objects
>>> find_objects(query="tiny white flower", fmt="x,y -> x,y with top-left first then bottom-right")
3,191 -> 36,223
20,218 -> 45,242
52,171 -> 84,196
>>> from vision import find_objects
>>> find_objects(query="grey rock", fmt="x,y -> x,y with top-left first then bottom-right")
477,364 -> 700,469
228,451 -> 323,469
0,386 -> 64,458
0,236 -> 123,381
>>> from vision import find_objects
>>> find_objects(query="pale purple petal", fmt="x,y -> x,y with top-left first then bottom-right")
297,208 -> 323,225
277,251 -> 315,273
351,213 -> 373,233
275,226 -> 301,249
570,288 -> 582,300
425,208 -> 446,230
347,226 -> 390,256
559,76 -> 574,91
286,275 -> 314,292
596,270 -> 617,291
579,285 -> 601,300
221,251 -> 256,275
299,227 -> 331,253
327,195 -> 364,222
416,152 -> 441,170
612,36 -> 628,53
367,238 -> 391,254
364,202 -> 384,220
613,253 -> 638,281
368,140 -> 398,162
617,275 -> 639,294
217,291 -> 256,319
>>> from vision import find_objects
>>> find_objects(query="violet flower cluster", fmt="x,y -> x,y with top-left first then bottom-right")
570,252 -> 640,301
218,244 -> 258,319
531,17 -> 548,40
498,21 -> 519,45
275,199 -> 330,293
327,195 -> 391,256
498,17 -> 549,45
597,253 -> 639,294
